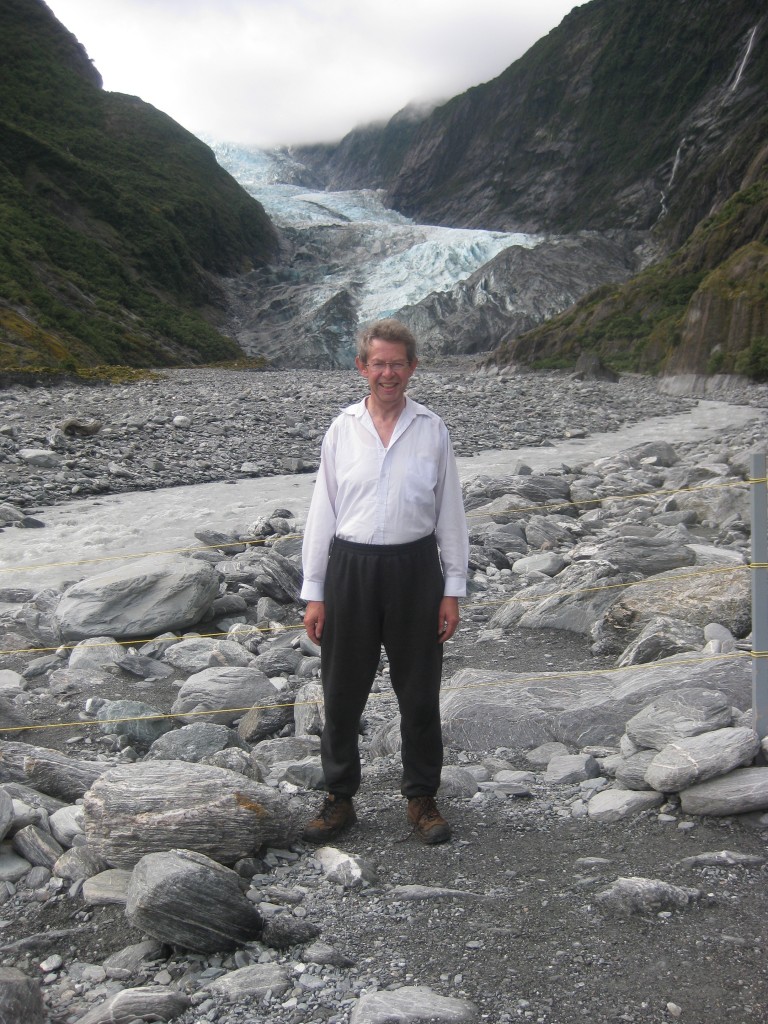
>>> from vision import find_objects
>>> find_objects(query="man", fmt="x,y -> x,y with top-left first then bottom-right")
300,318 -> 469,845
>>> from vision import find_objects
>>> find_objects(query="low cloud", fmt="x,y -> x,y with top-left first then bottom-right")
47,0 -> 587,147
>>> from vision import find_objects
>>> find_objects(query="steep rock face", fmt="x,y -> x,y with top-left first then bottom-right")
288,0 -> 768,377
298,0 -> 765,247
668,242 -> 768,376
395,233 -> 645,358
0,0 -> 278,370
492,176 -> 768,377
294,103 -> 434,192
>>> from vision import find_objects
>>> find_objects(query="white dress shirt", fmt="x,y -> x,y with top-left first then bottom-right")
301,396 -> 469,601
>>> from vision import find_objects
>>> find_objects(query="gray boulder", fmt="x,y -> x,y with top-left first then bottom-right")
470,521 -> 527,554
248,736 -> 321,772
617,616 -> 705,667
48,804 -> 84,846
438,766 -> 480,798
595,876 -> 700,915
100,939 -> 165,980
0,966 -> 45,1024
82,868 -> 132,905
254,642 -> 303,677
11,824 -> 63,868
0,742 -> 108,801
254,551 -> 303,603
163,637 -> 257,673
545,754 -> 600,784
126,849 -> 263,952
671,474 -> 750,530
625,688 -> 734,749
0,788 -> 13,842
569,534 -> 695,576
679,767 -> 768,815
350,985 -> 477,1024
593,563 -> 751,652
492,560 -> 639,635
524,514 -> 582,549
18,448 -> 61,468
83,761 -> 290,868
146,723 -> 236,762
511,552 -> 567,577
524,741 -> 570,766
572,351 -> 619,382
688,545 -> 747,568
644,726 -> 760,792
294,681 -> 324,736
96,699 -> 174,747
55,555 -> 220,640
464,474 -> 573,515
0,504 -> 25,526
73,986 -> 189,1024
587,789 -> 665,822
237,695 -> 295,744
171,665 -> 278,726
614,750 -> 658,791
53,846 -> 110,881
67,636 -> 128,674
440,656 -> 750,751
205,963 -> 290,1001
621,441 -> 679,468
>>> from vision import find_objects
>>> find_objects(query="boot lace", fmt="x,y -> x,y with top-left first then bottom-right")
317,795 -> 347,822
411,796 -> 440,822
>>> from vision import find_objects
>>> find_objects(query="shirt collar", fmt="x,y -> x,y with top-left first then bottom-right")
345,395 -> 426,421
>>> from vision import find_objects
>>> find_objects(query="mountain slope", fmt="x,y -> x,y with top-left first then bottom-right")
0,0 -> 278,371
302,0 -> 766,244
295,0 -> 767,378
491,176 -> 768,377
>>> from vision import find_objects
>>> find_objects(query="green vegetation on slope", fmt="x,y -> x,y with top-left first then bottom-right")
0,0 -> 278,372
493,178 -> 768,378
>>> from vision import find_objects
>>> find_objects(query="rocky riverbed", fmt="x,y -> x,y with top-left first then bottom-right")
0,363 -> 730,511
2,365 -> 768,1024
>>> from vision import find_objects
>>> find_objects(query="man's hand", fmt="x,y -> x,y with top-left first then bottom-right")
437,596 -> 460,643
304,600 -> 325,645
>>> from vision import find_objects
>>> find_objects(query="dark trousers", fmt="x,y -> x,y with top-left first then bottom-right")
320,534 -> 445,799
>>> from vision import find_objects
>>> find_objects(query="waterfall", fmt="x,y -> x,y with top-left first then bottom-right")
729,24 -> 759,92
667,139 -> 686,189
656,137 -> 687,223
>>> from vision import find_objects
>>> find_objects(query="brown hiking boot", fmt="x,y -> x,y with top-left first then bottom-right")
407,795 -> 451,844
301,794 -> 357,843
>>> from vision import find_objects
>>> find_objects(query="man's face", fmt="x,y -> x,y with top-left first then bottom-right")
355,339 -> 417,410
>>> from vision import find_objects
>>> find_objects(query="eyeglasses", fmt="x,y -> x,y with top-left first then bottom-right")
366,360 -> 409,372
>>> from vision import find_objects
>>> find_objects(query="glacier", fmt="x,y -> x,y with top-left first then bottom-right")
209,142 -> 643,367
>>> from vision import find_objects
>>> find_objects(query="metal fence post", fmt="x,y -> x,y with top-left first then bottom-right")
751,453 -> 768,740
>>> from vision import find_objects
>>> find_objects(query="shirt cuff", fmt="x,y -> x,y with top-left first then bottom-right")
300,581 -> 325,602
443,576 -> 466,597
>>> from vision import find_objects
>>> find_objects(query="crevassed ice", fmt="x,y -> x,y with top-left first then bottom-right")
209,140 -> 545,319
358,227 -> 539,320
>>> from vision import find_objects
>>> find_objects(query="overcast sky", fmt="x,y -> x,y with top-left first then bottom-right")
45,0 -> 588,148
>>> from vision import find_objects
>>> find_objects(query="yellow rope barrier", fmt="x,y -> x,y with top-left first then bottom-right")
0,477 -> 750,578
0,561 -> 751,657
0,472 -> 759,737
0,650 -> 750,736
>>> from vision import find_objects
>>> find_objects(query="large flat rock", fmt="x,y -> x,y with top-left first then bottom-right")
54,555 -> 219,641
440,654 -> 751,751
